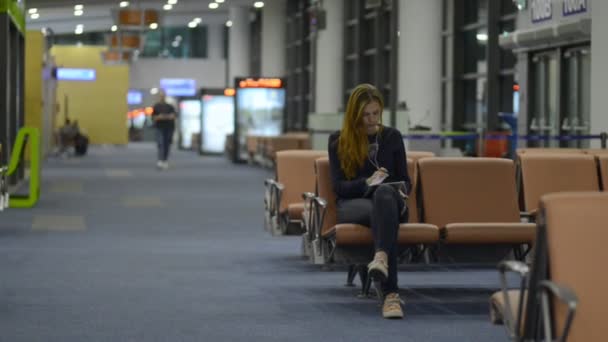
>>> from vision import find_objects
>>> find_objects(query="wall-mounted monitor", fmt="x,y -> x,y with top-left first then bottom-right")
127,90 -> 143,105
160,78 -> 196,97
234,77 -> 286,162
201,90 -> 235,154
56,68 -> 96,81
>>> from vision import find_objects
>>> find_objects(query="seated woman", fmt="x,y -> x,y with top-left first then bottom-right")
328,83 -> 411,319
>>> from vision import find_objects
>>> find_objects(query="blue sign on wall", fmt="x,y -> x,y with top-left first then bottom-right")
563,0 -> 587,16
531,0 -> 552,23
127,90 -> 143,105
57,68 -> 96,81
159,78 -> 197,97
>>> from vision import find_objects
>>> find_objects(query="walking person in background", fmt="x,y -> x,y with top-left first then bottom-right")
152,90 -> 177,170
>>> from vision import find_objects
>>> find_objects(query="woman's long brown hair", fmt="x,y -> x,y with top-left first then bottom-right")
338,84 -> 384,179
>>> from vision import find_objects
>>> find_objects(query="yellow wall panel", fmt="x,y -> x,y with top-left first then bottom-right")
25,31 -> 43,130
24,31 -> 44,161
51,45 -> 129,145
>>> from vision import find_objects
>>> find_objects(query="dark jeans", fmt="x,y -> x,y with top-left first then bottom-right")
336,184 -> 407,293
156,127 -> 174,161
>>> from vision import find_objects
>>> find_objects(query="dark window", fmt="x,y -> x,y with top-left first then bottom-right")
141,25 -> 208,58
463,78 -> 487,128
500,0 -> 517,15
463,0 -> 488,25
499,21 -> 516,69
190,26 -> 208,58
54,32 -> 105,45
463,28 -> 487,74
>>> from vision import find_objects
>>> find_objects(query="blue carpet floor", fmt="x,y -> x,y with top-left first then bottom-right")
0,143 -> 508,341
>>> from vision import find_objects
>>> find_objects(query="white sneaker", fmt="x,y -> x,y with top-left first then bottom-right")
383,293 -> 404,319
156,161 -> 163,169
161,161 -> 169,170
368,251 -> 389,282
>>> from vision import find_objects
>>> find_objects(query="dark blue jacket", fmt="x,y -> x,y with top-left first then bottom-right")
328,126 -> 411,200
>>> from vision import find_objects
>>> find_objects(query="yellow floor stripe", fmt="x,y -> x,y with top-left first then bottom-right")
105,169 -> 133,178
49,181 -> 84,194
32,215 -> 87,231
122,196 -> 163,208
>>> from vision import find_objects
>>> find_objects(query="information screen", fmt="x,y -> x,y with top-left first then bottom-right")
179,100 -> 201,149
57,68 -> 96,81
127,90 -> 143,105
160,78 -> 196,97
201,95 -> 235,154
235,79 -> 286,161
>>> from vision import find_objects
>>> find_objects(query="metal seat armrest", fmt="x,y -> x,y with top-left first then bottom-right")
497,260 -> 530,339
520,210 -> 537,223
301,192 -> 316,234
539,280 -> 578,342
302,192 -> 315,201
498,260 -> 530,277
263,179 -> 284,217
311,196 -> 327,241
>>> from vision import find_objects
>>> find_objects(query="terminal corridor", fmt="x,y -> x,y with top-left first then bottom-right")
0,144 -> 508,341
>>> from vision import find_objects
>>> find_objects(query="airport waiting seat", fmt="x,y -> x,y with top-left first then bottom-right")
283,131 -> 311,150
598,155 -> 608,190
301,151 -> 434,261
264,150 -> 327,236
307,157 -> 439,294
583,148 -> 608,156
405,151 -> 435,223
582,150 -> 608,190
263,136 -> 303,165
516,148 -> 586,157
518,154 -> 600,219
493,192 -> 608,341
417,158 -> 535,262
246,135 -> 262,162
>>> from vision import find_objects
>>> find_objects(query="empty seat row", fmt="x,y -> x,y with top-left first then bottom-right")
518,153 -> 604,219
247,133 -> 310,167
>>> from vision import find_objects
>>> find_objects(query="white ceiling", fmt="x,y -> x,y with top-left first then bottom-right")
25,0 -> 261,34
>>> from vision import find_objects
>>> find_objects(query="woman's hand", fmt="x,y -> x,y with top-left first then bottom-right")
366,168 -> 388,186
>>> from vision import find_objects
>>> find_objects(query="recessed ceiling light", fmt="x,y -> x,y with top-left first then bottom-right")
225,20 -> 232,27
120,1 -> 129,8
209,3 -> 219,9
163,4 -> 172,10
74,10 -> 83,16
28,8 -> 37,14
193,17 -> 202,23
254,1 -> 264,8
215,0 -> 225,3
168,0 -> 178,4
151,88 -> 159,95
149,23 -> 158,29
76,24 -> 83,29
111,25 -> 118,32
188,22 -> 197,28
30,13 -> 40,19
74,4 -> 84,10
